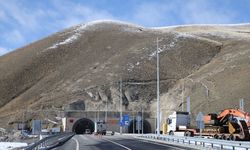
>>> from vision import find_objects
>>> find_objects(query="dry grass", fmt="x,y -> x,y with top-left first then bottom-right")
0,21 -> 250,127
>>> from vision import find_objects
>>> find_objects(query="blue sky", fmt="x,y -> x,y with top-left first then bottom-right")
0,0 -> 250,55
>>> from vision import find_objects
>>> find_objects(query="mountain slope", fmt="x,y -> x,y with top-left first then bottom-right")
0,20 -> 249,127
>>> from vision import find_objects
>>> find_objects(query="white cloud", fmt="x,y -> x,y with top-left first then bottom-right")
49,1 -> 115,28
0,10 -> 7,21
4,30 -> 25,44
0,2 -> 45,30
132,0 -> 235,27
0,1 -> 115,51
0,0 -> 239,52
0,1 -> 114,32
133,2 -> 177,26
180,1 -> 235,24
0,47 -> 9,56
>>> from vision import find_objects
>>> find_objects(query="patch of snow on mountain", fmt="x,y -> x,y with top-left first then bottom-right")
198,31 -> 246,39
46,20 -> 143,50
127,63 -> 135,72
48,34 -> 80,49
80,20 -> 143,29
149,33 -> 192,59
151,23 -> 250,29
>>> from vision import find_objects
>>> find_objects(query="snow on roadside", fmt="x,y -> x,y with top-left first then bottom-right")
0,142 -> 27,150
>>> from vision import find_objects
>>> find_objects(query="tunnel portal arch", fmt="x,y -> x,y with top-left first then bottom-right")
128,119 -> 151,133
72,118 -> 94,134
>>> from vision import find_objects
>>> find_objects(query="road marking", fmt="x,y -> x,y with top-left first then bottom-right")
72,136 -> 79,150
139,139 -> 185,150
103,138 -> 132,150
58,137 -> 65,141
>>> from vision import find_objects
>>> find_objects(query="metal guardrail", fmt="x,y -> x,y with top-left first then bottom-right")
139,134 -> 250,150
25,132 -> 75,150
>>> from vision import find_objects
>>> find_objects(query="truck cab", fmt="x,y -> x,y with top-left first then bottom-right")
167,111 -> 190,135
94,120 -> 107,135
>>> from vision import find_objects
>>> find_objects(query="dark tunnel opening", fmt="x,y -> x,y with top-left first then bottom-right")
72,118 -> 94,134
128,119 -> 151,133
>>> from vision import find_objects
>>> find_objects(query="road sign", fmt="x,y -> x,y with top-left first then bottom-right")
123,115 -> 129,122
32,120 -> 41,135
120,115 -> 130,127
137,115 -> 141,121
120,121 -> 125,126
125,121 -> 129,125
196,112 -> 204,129
136,115 -> 142,130
240,99 -> 244,111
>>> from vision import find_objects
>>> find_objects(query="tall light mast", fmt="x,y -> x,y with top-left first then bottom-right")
156,37 -> 160,136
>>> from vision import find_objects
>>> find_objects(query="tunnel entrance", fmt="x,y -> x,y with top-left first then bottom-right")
128,119 -> 151,133
72,118 -> 94,134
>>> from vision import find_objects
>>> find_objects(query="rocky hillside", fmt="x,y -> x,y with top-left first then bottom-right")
0,21 -> 250,127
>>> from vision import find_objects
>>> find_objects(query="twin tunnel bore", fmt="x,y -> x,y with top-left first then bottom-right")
72,118 -> 152,134
72,118 -> 95,134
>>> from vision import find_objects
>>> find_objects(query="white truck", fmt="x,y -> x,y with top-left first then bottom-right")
94,120 -> 107,135
166,111 -> 191,136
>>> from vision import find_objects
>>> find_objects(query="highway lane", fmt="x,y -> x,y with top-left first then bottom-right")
54,134 -> 194,150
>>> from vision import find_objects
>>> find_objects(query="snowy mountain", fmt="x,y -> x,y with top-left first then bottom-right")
0,20 -> 250,127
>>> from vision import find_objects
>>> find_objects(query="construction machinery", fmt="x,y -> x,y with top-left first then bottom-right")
204,108 -> 250,128
203,108 -> 250,140
166,109 -> 250,141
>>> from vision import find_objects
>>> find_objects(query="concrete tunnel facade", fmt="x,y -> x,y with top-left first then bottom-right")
68,117 -> 152,134
64,111 -> 155,134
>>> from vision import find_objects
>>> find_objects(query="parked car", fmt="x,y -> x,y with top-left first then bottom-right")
106,131 -> 114,136
85,129 -> 92,134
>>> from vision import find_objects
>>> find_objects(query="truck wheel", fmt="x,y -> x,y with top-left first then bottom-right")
213,134 -> 219,139
221,134 -> 227,140
184,131 -> 191,137
169,131 -> 174,135
229,134 -> 236,141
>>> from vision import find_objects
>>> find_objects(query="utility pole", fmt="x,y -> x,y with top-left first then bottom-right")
22,110 -> 24,134
105,99 -> 108,130
137,111 -> 139,134
98,104 -> 100,121
187,96 -> 190,114
105,100 -> 108,123
120,79 -> 123,135
142,107 -> 144,135
156,37 -> 160,136
181,81 -> 184,111
133,114 -> 135,134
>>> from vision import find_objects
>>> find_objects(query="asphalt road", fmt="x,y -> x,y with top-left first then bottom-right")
53,134 -> 194,150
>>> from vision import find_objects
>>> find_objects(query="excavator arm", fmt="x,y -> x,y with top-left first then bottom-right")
217,109 -> 250,127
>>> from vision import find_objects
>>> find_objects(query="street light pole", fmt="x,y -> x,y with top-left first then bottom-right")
105,99 -> 108,130
156,37 -> 160,136
105,100 -> 108,123
137,111 -> 139,134
120,79 -> 123,135
133,114 -> 135,134
142,107 -> 144,135
98,105 -> 100,122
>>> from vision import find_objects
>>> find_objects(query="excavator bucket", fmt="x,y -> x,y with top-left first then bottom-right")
228,122 -> 239,134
